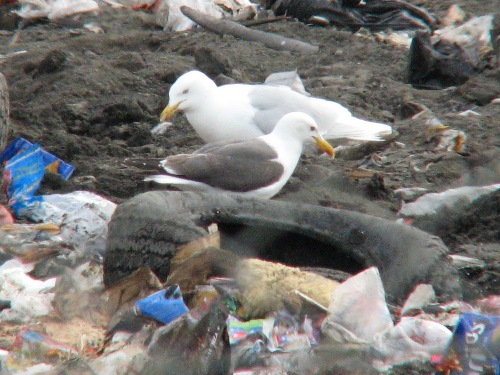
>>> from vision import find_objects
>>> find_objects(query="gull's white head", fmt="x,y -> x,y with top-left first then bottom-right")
273,112 -> 335,157
160,70 -> 216,121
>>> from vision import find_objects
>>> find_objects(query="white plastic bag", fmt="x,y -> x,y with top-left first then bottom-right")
372,317 -> 452,370
24,191 -> 117,256
322,267 -> 393,343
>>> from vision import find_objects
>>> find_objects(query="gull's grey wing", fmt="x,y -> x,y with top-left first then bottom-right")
162,140 -> 283,192
246,85 -> 353,136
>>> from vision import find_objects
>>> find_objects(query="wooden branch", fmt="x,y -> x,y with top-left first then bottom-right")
241,15 -> 291,27
0,73 -> 10,151
180,6 -> 319,54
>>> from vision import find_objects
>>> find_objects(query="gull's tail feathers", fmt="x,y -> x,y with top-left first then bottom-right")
323,116 -> 393,142
144,175 -> 207,190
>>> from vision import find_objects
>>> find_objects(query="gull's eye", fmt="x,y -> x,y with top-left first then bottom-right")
310,126 -> 316,131
182,89 -> 189,94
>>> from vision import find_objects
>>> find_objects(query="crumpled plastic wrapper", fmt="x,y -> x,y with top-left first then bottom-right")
15,0 -> 99,20
155,0 -> 257,32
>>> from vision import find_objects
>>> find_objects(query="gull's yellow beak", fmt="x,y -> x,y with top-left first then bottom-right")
313,136 -> 335,158
160,102 -> 181,122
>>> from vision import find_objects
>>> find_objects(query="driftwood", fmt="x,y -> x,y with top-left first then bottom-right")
180,6 -> 319,54
0,73 -> 10,151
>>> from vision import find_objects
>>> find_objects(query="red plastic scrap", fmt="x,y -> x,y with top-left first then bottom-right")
0,204 -> 15,224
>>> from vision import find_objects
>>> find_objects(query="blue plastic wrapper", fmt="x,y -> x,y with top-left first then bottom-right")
0,138 -> 75,216
439,312 -> 500,375
135,285 -> 189,324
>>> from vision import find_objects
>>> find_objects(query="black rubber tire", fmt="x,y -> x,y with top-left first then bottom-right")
104,191 -> 462,303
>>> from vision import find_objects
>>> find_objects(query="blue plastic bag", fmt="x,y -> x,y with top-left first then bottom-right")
0,138 -> 75,217
439,312 -> 500,375
135,285 -> 189,324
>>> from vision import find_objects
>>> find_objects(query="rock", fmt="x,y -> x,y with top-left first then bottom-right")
194,47 -> 232,77
96,100 -> 147,126
37,50 -> 68,75
458,67 -> 500,105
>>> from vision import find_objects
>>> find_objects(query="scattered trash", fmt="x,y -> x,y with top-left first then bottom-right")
14,0 -> 99,20
401,284 -> 436,316
150,121 -> 172,136
393,187 -> 429,201
0,204 -> 15,224
264,70 -> 310,96
135,284 -> 189,324
0,137 -> 116,256
431,15 -> 495,59
458,109 -> 481,117
0,137 -> 74,217
0,258 -> 56,321
372,316 -> 453,370
408,13 -> 495,89
0,212 -> 497,374
477,296 -> 500,316
449,254 -> 486,271
437,312 -> 500,375
0,0 -> 498,373
227,315 -> 272,345
399,183 -> 500,219
267,0 -> 435,31
410,107 -> 467,153
104,267 -> 163,317
322,268 -> 453,370
51,261 -> 107,321
154,0 -> 256,32
26,190 -> 117,257
0,222 -> 67,263
425,125 -> 467,153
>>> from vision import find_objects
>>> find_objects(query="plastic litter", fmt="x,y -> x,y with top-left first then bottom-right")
0,204 -> 15,224
84,344 -> 147,375
4,327 -> 77,370
322,267 -> 453,369
431,15 -> 495,59
0,222 -> 67,264
372,317 -> 453,370
0,139 -> 116,256
154,0 -> 256,32
408,13 -> 495,89
0,258 -> 56,321
0,137 -> 74,217
27,191 -> 117,257
477,296 -> 500,316
264,70 -> 310,96
449,254 -> 487,271
401,284 -> 437,316
51,261 -> 106,321
437,312 -> 500,375
144,301 -> 231,374
14,0 -> 99,20
135,284 -> 189,324
322,267 -> 393,344
399,184 -> 500,218
227,316 -> 271,345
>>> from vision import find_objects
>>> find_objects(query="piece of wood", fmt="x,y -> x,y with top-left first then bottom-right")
241,15 -> 291,27
0,72 -> 10,151
180,6 -> 319,54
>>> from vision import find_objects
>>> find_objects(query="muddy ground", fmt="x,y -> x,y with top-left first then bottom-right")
0,0 -> 499,299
